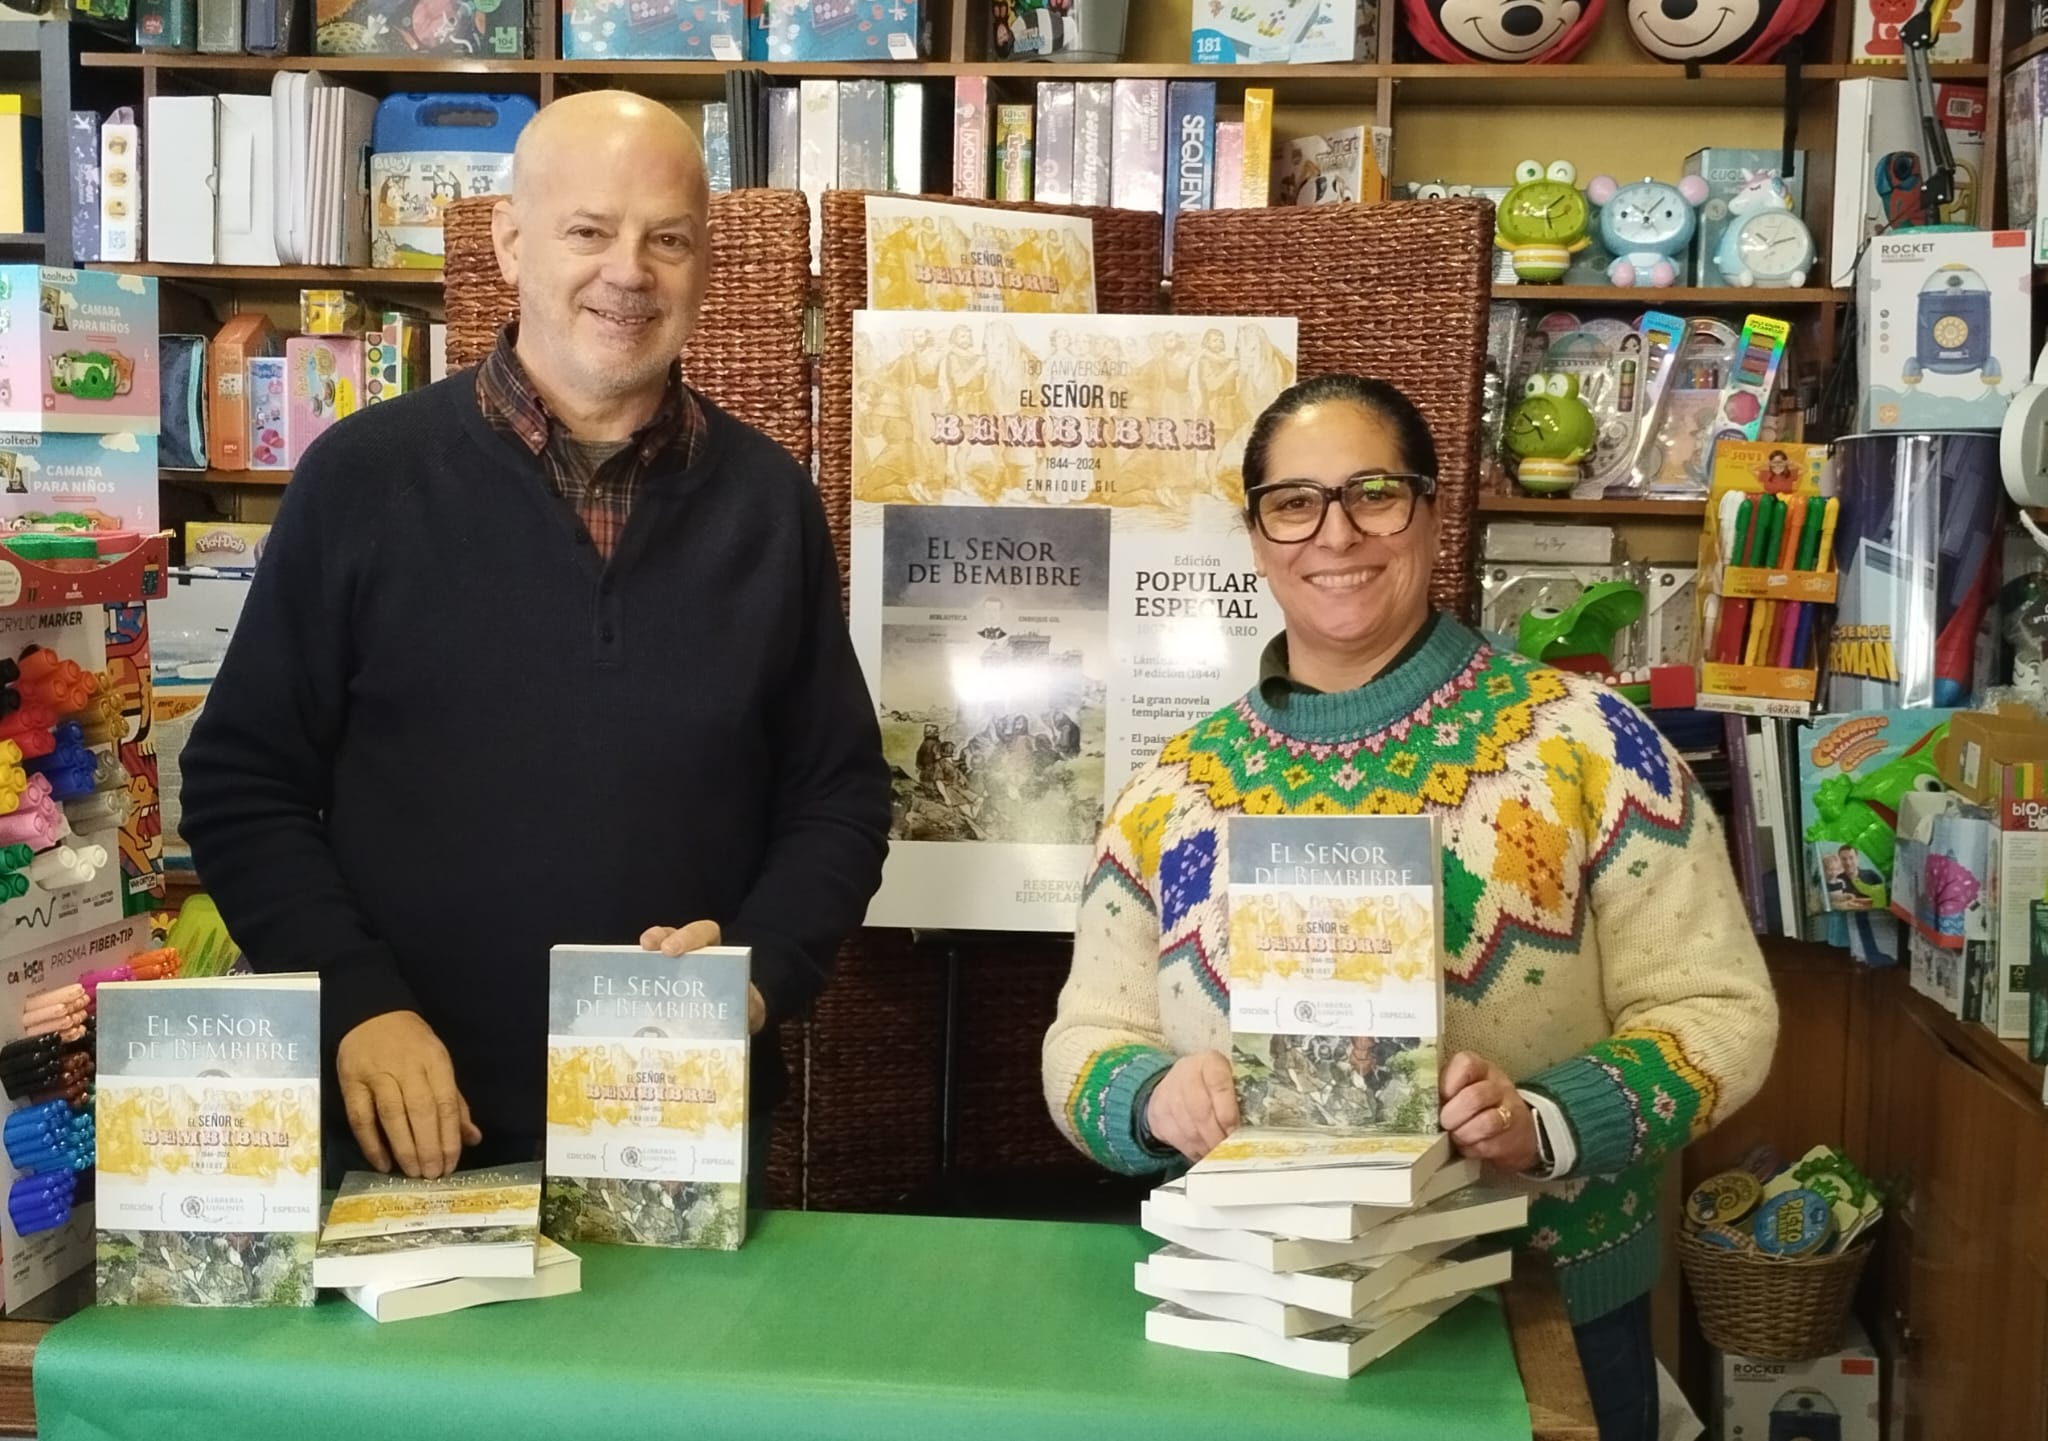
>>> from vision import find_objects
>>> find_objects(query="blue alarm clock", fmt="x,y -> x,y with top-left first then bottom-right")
1586,174 -> 1711,288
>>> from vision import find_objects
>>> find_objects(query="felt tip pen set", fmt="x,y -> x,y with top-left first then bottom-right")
1695,440 -> 1839,717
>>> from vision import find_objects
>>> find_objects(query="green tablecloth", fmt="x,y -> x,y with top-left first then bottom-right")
35,1210 -> 1533,1441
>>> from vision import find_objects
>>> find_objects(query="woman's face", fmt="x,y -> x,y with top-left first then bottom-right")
1250,401 -> 1438,663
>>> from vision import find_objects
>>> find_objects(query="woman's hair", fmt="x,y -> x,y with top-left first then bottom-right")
1241,374 -> 1440,493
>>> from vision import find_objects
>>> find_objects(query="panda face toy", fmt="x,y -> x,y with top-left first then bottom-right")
1625,0 -> 1778,62
1428,0 -> 1586,60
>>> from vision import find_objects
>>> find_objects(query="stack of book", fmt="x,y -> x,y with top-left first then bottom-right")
313,1161 -> 582,1323
1135,814 -> 1524,1377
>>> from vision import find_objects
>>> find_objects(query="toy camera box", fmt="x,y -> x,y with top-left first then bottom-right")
1684,147 -> 1808,287
562,0 -> 749,60
1714,1318 -> 1879,1441
0,268 -> 159,435
0,429 -> 157,535
1857,229 -> 2030,432
314,0 -> 527,56
761,0 -> 921,60
1191,0 -> 1373,63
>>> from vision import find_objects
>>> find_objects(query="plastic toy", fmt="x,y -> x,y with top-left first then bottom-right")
1505,372 -> 1597,493
1904,264 -> 2002,387
1622,0 -> 1823,62
1516,580 -> 1644,666
1494,160 -> 1591,284
48,351 -> 132,401
1711,175 -> 1816,287
1586,174 -> 1710,288
1804,718 -> 1951,887
1402,0 -> 1604,63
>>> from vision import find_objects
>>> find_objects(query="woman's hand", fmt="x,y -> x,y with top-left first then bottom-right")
1145,1051 -> 1240,1163
1439,1050 -> 1540,1174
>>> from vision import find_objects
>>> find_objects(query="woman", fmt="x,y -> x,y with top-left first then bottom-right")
1042,374 -> 1777,1441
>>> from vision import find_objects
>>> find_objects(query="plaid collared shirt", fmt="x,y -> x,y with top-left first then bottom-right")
474,325 -> 707,560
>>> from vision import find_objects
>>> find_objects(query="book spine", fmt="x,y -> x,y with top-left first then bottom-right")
136,0 -> 198,50
1163,81 -> 1214,277
703,103 -> 734,195
1110,78 -> 1165,214
1034,81 -> 1075,206
1723,713 -> 1768,935
952,76 -> 989,199
99,118 -> 139,264
888,82 -> 924,194
69,112 -> 100,265
1072,81 -> 1113,207
197,0 -> 241,51
994,103 -> 1033,202
837,79 -> 888,193
766,87 -> 800,193
1366,125 -> 1392,202
1241,87 -> 1274,208
1213,121 -> 1244,210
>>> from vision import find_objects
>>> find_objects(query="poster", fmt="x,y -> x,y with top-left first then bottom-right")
851,310 -> 1298,931
863,195 -> 1098,313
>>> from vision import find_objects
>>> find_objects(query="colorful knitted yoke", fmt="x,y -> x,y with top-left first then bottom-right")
1042,618 -> 1777,1324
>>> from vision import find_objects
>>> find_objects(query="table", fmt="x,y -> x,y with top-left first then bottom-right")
15,1212 -> 1595,1441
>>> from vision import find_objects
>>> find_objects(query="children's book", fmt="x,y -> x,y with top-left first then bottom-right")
313,1162 -> 541,1291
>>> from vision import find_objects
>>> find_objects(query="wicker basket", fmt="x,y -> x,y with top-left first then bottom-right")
438,191 -> 814,467
1170,201 -> 1495,622
1677,1229 -> 1875,1362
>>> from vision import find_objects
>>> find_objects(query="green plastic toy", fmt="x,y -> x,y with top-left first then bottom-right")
1505,372 -> 1598,495
1494,159 -> 1592,284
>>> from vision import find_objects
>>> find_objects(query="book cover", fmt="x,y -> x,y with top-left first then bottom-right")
94,975 -> 321,1306
1144,1294 -> 1460,1378
1071,81 -> 1112,208
1240,88 -> 1273,208
994,103 -> 1033,203
344,1233 -> 580,1324
542,944 -> 750,1250
1226,814 -> 1443,1132
952,76 -> 989,200
703,102 -> 733,194
887,82 -> 924,194
837,79 -> 888,194
1183,1129 -> 1452,1209
863,194 -> 1097,312
1033,82 -> 1075,207
1163,81 -> 1214,278
1110,78 -> 1164,214
1138,1243 -> 1511,1337
313,1162 -> 541,1291
766,86 -> 800,193
1142,1178 -> 1523,1272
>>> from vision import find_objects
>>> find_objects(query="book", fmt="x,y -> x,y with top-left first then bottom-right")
837,79 -> 888,193
94,975 -> 321,1307
1034,82 -> 1075,206
952,76 -> 989,199
1072,81 -> 1113,207
1163,80 -> 1214,276
343,1234 -> 581,1324
1142,1179 -> 1522,1272
1109,78 -> 1164,213
1213,120 -> 1244,209
994,103 -> 1033,202
1240,88 -> 1274,207
887,82 -> 924,194
1144,1294 -> 1461,1378
542,944 -> 751,1250
766,86 -> 800,193
1280,125 -> 1390,206
1183,1128 -> 1453,1209
1147,1160 -> 1529,1245
1141,1236 -> 1455,1318
1226,814 -> 1443,1133
1137,1243 -> 1513,1337
312,1162 -> 542,1291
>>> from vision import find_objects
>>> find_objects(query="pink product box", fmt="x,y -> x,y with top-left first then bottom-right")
247,356 -> 288,471
284,336 -> 364,466
0,267 -> 161,435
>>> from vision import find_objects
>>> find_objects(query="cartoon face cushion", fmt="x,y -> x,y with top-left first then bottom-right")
1586,174 -> 1711,258
1402,0 -> 1605,63
1624,0 -> 1823,63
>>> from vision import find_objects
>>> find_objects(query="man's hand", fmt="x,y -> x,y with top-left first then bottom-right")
1144,1051 -> 1240,1163
336,1011 -> 482,1179
1439,1050 -> 1540,1174
640,921 -> 766,1033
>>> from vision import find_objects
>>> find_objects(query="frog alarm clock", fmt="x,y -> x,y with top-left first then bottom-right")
1711,175 -> 1816,288
1506,372 -> 1597,493
1495,160 -> 1591,284
1586,173 -> 1710,288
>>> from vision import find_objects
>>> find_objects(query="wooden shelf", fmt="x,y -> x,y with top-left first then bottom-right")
79,52 -> 547,73
1493,284 -> 1849,306
1807,61 -> 1990,80
1901,980 -> 2043,1103
1388,62 -> 1792,105
1476,495 -> 1707,518
162,467 -> 290,486
0,232 -> 42,247
2010,32 -> 2048,71
87,262 -> 440,286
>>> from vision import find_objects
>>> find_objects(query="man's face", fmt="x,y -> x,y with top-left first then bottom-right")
496,128 -> 709,407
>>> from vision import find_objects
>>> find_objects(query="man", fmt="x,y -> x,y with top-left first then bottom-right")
179,92 -> 891,1188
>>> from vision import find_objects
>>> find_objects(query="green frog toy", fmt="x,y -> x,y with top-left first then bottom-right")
1504,372 -> 1597,494
1494,159 -> 1591,284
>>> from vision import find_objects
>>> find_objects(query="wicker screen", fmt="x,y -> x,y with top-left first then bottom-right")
438,191 -> 814,466
1170,200 -> 1495,621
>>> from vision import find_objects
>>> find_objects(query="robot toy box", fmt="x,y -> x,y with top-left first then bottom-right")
1856,228 -> 2030,431
0,268 -> 159,435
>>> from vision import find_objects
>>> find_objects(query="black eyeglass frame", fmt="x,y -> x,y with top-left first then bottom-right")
1242,473 -> 1439,544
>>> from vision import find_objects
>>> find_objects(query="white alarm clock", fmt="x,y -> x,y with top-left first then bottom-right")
1712,176 -> 1816,287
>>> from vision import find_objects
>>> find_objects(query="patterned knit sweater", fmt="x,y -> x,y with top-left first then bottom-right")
1042,617 -> 1778,1324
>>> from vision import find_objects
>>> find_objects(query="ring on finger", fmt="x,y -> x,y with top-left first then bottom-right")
1495,1101 -> 1514,1135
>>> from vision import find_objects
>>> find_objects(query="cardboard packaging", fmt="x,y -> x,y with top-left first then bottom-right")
246,354 -> 287,470
1856,229 -> 2031,432
364,311 -> 428,406
0,268 -> 159,435
995,0 -> 1126,60
1109,78 -> 1164,214
145,95 -> 216,265
206,314 -> 278,470
1190,0 -> 1372,63
98,111 -> 140,264
561,0 -> 748,59
1832,79 -> 1986,286
761,0 -> 920,60
1852,0 -> 1978,62
953,75 -> 989,200
0,430 -> 157,535
2008,57 -> 2048,261
1936,704 -> 2048,806
183,520 -> 269,570
1684,147 -> 1807,288
314,0 -> 526,56
1715,1319 -> 1880,1441
284,335 -> 363,465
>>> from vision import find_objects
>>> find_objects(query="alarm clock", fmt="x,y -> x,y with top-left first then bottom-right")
1586,174 -> 1710,288
1715,209 -> 1816,287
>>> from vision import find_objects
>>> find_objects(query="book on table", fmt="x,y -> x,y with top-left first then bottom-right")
1144,1295 -> 1463,1379
312,1161 -> 543,1291
1141,1180 -> 1528,1272
1148,1158 -> 1483,1242
1136,1242 -> 1515,1339
341,1233 -> 582,1323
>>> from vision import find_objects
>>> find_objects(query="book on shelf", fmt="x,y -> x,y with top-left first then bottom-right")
1144,1294 -> 1463,1379
312,1161 -> 542,1291
1137,1242 -> 1514,1338
342,1233 -> 581,1324
543,944 -> 751,1250
1142,1179 -> 1524,1273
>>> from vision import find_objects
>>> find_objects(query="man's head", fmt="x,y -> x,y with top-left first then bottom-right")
492,91 -> 711,418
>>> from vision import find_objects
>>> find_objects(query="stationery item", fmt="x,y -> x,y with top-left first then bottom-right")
98,109 -> 141,264
1712,313 -> 1790,446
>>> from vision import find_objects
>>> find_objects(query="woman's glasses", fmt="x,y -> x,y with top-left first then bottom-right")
1244,473 -> 1436,543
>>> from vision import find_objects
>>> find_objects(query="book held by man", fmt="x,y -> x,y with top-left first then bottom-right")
542,944 -> 750,1250
313,1161 -> 542,1291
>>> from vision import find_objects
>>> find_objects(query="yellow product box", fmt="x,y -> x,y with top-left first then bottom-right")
184,521 -> 270,571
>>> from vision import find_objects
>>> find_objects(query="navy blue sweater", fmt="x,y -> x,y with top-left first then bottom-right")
179,374 -> 891,1160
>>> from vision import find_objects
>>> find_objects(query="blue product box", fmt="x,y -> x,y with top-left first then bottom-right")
0,429 -> 158,536
562,0 -> 749,59
762,0 -> 921,60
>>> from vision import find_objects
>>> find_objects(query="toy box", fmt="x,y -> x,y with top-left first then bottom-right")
1191,0 -> 1373,63
2008,57 -> 2048,262
246,355 -> 287,471
364,311 -> 428,406
1714,1318 -> 1879,1441
994,0 -> 1127,61
206,312 -> 278,470
1831,79 -> 1986,286
1857,229 -> 2030,432
0,268 -> 158,436
562,0 -> 748,59
369,94 -> 534,271
314,0 -> 527,56
1852,0 -> 1978,63
761,0 -> 921,60
285,336 -> 363,466
183,520 -> 269,571
1684,147 -> 1807,287
0,430 -> 156,536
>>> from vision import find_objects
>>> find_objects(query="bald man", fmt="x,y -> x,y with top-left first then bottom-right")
179,92 -> 891,1188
